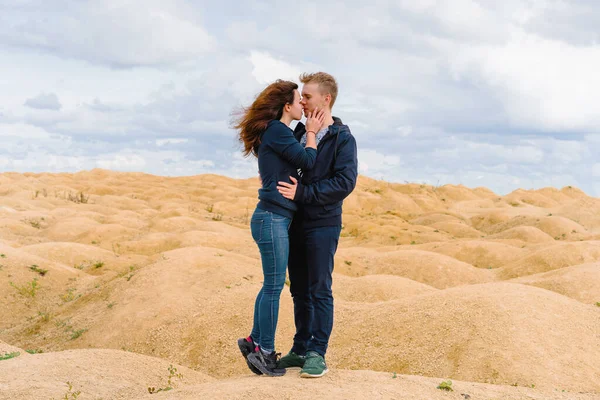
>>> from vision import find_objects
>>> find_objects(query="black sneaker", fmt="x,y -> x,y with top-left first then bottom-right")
237,337 -> 262,375
247,348 -> 286,377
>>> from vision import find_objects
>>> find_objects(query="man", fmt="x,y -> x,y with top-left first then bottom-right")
276,72 -> 358,378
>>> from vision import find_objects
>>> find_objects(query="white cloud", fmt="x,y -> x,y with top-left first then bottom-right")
249,51 -> 302,84
156,138 -> 189,146
468,143 -> 544,164
396,126 -> 413,137
2,1 -> 600,196
24,93 -> 62,110
0,0 -> 216,67
448,30 -> 600,132
546,139 -> 588,164
96,153 -> 147,170
358,149 -> 401,178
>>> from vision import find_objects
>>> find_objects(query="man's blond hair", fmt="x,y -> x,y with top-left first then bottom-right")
299,72 -> 338,108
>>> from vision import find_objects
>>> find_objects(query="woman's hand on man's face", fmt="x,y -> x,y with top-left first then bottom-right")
305,107 -> 325,133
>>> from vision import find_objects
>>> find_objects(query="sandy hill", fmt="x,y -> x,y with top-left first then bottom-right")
511,262 -> 600,304
1,170 -> 599,399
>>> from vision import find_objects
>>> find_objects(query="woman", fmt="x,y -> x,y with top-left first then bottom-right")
234,80 -> 324,376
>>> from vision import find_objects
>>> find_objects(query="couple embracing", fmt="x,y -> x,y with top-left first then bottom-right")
234,72 -> 358,378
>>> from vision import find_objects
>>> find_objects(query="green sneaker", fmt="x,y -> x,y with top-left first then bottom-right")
277,351 -> 306,369
300,351 -> 328,378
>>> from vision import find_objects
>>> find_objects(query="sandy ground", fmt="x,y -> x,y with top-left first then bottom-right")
0,169 -> 599,399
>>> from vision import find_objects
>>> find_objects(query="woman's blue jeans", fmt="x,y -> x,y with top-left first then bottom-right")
249,208 -> 291,352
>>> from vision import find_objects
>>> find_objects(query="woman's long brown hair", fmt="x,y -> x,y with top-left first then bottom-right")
233,80 -> 298,157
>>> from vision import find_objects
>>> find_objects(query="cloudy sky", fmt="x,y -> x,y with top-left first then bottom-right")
1,0 -> 600,195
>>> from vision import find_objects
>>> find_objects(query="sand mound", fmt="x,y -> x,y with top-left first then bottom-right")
504,189 -> 559,208
540,186 -> 587,202
19,242 -> 148,273
497,241 -> 600,279
0,214 -> 51,243
3,170 -> 600,398
332,283 -> 600,392
435,184 -> 496,202
469,211 -> 514,233
0,348 -> 213,400
104,210 -> 149,230
150,216 -> 202,233
428,221 -> 483,238
333,274 -> 437,302
178,230 -> 258,259
92,194 -> 150,211
534,216 -> 587,239
417,241 -> 527,269
475,215 -> 587,240
553,198 -> 600,230
0,242 -> 90,329
346,188 -> 425,216
343,220 -> 446,245
158,370 -> 596,400
116,232 -> 183,256
0,340 -> 28,359
336,248 -> 494,288
511,262 -> 600,304
409,212 -> 464,226
488,226 -> 555,243
43,217 -> 102,241
0,245 -> 283,379
76,223 -> 142,246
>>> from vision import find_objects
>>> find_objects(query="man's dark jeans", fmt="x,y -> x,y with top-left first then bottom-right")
288,218 -> 341,357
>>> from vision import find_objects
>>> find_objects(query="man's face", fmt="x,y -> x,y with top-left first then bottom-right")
300,83 -> 329,116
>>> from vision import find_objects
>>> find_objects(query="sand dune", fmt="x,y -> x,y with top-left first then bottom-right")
427,221 -> 484,238
474,215 -> 587,241
1,170 -> 599,399
553,197 -> 600,231
336,247 -> 494,288
487,225 -> 555,243
0,242 -> 90,329
19,242 -> 148,272
333,283 -> 600,392
138,370 -> 599,400
409,212 -> 465,226
1,347 -> 595,400
2,245 -> 281,379
0,348 -> 213,400
504,189 -> 561,208
333,274 -> 438,302
416,240 -> 527,269
511,262 -> 600,304
497,241 -> 600,279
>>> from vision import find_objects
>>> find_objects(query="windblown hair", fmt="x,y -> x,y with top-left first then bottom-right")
299,72 -> 338,108
233,80 -> 298,158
